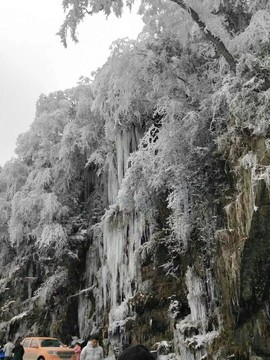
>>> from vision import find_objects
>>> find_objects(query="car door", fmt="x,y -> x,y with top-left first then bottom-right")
27,339 -> 39,360
22,339 -> 31,360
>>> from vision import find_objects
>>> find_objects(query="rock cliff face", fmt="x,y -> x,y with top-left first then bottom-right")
214,136 -> 270,359
1,116 -> 270,360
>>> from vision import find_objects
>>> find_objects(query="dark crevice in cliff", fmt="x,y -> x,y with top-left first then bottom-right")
238,181 -> 270,326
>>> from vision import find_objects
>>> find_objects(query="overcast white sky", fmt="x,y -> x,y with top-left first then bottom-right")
0,0 -> 143,166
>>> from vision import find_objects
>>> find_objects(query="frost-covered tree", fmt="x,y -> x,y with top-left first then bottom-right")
58,0 -> 270,75
85,0 -> 229,265
9,85 -> 103,250
58,0 -> 239,72
0,159 -> 28,243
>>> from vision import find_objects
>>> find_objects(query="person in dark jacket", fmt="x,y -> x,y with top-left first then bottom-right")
12,339 -> 24,360
118,345 -> 155,360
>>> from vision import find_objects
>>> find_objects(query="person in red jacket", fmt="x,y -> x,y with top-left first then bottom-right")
73,342 -> 81,360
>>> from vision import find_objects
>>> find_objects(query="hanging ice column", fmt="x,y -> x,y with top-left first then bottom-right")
107,125 -> 143,206
174,267 -> 220,360
77,122 -> 153,347
77,124 -> 144,339
101,211 -> 151,342
102,123 -> 145,317
101,123 -> 154,344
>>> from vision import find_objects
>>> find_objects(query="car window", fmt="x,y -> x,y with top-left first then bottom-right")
30,340 -> 39,348
22,339 -> 31,348
40,339 -> 62,347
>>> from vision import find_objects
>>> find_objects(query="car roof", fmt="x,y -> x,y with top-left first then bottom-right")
23,337 -> 59,340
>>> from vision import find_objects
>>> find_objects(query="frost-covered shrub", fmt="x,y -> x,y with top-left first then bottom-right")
34,268 -> 68,300
38,223 -> 67,249
228,54 -> 270,136
231,10 -> 270,54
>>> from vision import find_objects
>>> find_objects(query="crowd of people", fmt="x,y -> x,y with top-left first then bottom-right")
0,336 -> 155,360
0,339 -> 24,360
71,336 -> 156,360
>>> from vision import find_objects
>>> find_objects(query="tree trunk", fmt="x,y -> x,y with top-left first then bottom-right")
171,0 -> 237,74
